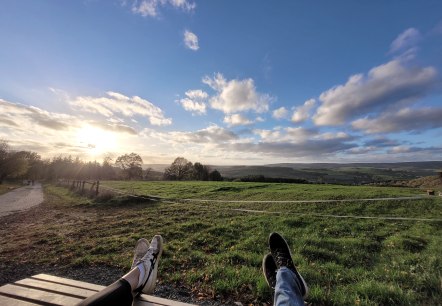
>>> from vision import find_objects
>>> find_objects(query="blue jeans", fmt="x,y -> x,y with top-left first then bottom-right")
274,267 -> 305,306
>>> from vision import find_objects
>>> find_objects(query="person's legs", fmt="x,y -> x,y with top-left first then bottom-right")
274,267 -> 305,306
77,278 -> 134,306
77,235 -> 163,306
263,232 -> 308,306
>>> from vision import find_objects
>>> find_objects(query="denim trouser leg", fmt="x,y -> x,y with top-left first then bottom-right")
274,267 -> 304,306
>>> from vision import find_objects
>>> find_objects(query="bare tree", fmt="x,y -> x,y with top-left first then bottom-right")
115,153 -> 143,180
164,157 -> 193,180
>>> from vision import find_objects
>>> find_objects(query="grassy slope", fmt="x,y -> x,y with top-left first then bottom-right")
1,182 -> 441,305
101,181 -> 423,201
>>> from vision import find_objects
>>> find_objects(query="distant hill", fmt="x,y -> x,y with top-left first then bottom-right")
144,161 -> 442,185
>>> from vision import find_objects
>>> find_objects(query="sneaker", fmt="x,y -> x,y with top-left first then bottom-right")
131,238 -> 149,270
268,232 -> 308,298
136,235 -> 164,294
262,253 -> 277,289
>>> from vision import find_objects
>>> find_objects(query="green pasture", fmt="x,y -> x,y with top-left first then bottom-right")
100,180 -> 423,201
1,182 -> 440,305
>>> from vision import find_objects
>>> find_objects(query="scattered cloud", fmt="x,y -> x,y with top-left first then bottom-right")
220,137 -> 355,158
70,91 -> 172,126
184,30 -> 199,51
272,107 -> 288,119
0,98 -> 72,131
313,59 -> 438,126
363,137 -> 401,148
387,145 -> 442,154
390,28 -> 422,53
203,73 -> 273,114
352,107 -> 442,134
223,114 -> 253,127
179,89 -> 208,115
129,0 -> 195,17
144,124 -> 238,144
291,99 -> 316,123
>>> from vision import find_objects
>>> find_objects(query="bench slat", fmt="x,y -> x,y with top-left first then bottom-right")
0,284 -> 82,305
16,278 -> 98,299
31,274 -> 105,291
0,295 -> 41,306
138,294 -> 196,306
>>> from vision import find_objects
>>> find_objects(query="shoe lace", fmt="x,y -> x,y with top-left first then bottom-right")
274,248 -> 292,268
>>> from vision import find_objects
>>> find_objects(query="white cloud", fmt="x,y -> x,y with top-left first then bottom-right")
272,107 -> 288,119
352,107 -> 442,134
313,59 -> 437,126
223,114 -> 253,127
179,89 -> 207,115
203,73 -> 273,114
130,0 -> 195,17
184,30 -> 199,51
291,99 -> 316,123
390,28 -> 421,53
70,91 -> 172,126
144,124 -> 238,144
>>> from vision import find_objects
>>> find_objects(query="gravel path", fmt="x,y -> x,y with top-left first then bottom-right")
0,183 -> 44,217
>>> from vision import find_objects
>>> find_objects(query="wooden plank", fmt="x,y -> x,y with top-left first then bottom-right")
138,294 -> 197,306
0,284 -> 82,306
0,295 -> 41,306
16,278 -> 97,299
28,274 -> 196,306
30,274 -> 105,291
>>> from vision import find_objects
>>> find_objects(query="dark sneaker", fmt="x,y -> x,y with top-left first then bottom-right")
268,232 -> 309,298
136,235 -> 163,294
262,253 -> 277,289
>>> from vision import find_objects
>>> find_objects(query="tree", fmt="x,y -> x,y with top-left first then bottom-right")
193,162 -> 210,181
164,157 -> 193,180
101,155 -> 116,179
115,153 -> 143,180
209,169 -> 223,181
0,141 -> 29,184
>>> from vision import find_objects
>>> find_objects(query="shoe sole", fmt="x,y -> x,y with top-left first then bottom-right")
262,253 -> 276,289
268,232 -> 309,298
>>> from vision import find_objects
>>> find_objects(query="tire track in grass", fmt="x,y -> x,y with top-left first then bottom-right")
162,200 -> 442,222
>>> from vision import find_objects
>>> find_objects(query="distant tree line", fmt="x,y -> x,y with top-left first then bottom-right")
0,140 -> 222,183
163,157 -> 223,181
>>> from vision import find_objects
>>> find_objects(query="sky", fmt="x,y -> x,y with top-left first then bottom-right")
1,0 -> 442,165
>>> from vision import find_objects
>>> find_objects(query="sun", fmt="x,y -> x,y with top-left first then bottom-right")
76,125 -> 117,156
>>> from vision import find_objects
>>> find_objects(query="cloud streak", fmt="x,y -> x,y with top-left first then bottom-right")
70,91 -> 172,126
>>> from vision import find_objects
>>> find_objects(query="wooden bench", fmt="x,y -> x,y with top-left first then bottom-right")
0,274 -> 196,306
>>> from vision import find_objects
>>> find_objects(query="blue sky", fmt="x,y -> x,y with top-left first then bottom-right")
1,0 -> 441,164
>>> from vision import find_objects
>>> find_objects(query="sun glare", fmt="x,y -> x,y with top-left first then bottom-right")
76,125 -> 117,156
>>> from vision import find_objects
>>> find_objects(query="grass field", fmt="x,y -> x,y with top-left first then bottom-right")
101,180 -> 423,201
0,182 -> 20,195
0,181 -> 441,305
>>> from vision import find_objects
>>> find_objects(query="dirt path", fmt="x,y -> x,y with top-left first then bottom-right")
0,183 -> 44,217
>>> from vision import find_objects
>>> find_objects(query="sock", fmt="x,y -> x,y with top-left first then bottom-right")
136,263 -> 145,288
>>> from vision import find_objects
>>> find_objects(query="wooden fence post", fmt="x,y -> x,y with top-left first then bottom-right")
96,181 -> 99,196
82,181 -> 85,192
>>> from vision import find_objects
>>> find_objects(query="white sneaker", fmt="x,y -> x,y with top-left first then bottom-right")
136,235 -> 163,294
131,238 -> 149,270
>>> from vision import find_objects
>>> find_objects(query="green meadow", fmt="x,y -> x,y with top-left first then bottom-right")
1,181 -> 440,305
